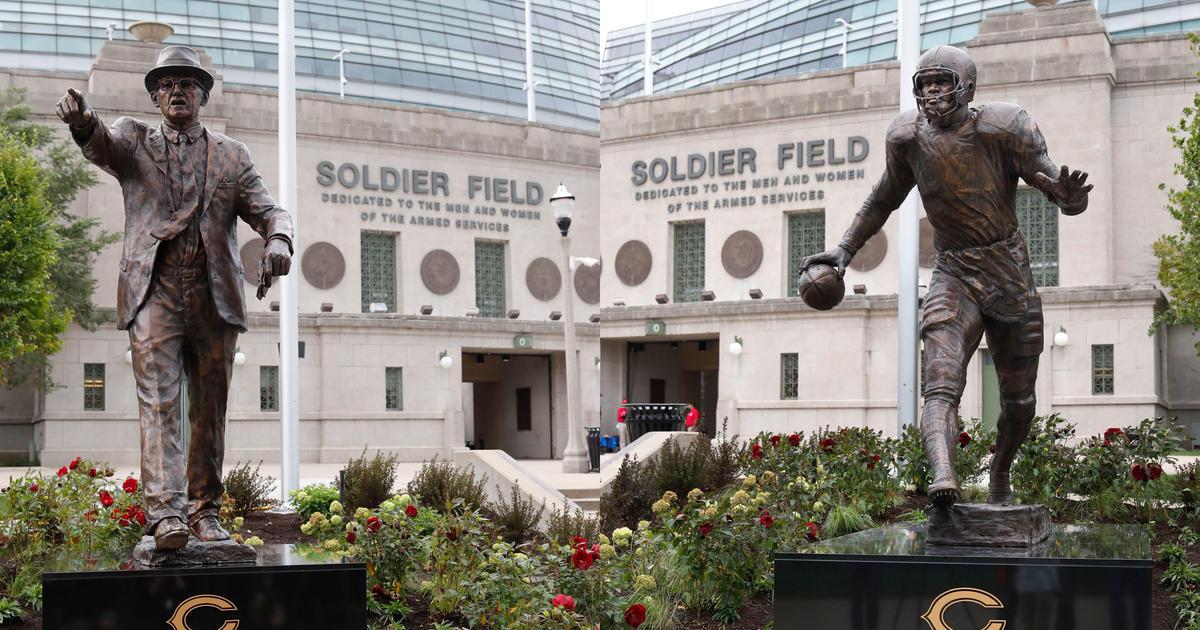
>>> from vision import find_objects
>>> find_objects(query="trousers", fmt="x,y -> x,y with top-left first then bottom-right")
128,263 -> 237,532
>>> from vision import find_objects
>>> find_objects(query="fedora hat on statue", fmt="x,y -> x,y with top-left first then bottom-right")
144,45 -> 215,94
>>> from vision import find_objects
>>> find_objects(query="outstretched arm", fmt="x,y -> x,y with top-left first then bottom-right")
1013,110 -> 1092,216
55,87 -> 131,178
1033,165 -> 1092,216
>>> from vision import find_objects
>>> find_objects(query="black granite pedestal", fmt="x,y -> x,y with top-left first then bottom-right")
775,523 -> 1151,630
42,544 -> 365,630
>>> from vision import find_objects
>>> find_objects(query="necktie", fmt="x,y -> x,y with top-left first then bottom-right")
152,130 -> 201,241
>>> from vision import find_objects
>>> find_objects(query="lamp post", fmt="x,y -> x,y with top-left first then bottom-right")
552,184 -> 588,473
332,49 -> 349,99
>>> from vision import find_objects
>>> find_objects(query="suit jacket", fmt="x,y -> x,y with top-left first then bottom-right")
75,116 -> 294,332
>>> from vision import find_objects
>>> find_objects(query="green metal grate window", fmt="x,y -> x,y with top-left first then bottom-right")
673,221 -> 705,303
1092,344 -> 1114,395
787,211 -> 826,296
781,353 -> 799,399
260,365 -> 278,411
84,363 -> 105,411
1015,189 -> 1059,287
475,240 -> 507,317
361,232 -> 397,313
386,367 -> 403,411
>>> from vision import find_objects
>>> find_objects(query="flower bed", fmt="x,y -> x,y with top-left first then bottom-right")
3,415 -> 1197,629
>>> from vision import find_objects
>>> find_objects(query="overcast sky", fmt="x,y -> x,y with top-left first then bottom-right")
600,0 -> 738,43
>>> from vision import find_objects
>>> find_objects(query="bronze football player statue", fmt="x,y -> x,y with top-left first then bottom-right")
802,45 -> 1091,508
56,46 -> 294,549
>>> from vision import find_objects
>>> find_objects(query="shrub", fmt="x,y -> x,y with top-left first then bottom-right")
288,483 -> 339,521
222,460 -> 279,517
650,437 -> 710,500
545,501 -> 600,546
0,457 -> 145,615
406,455 -> 488,514
491,484 -> 546,544
704,429 -> 748,492
1010,414 -> 1079,513
599,454 -> 658,531
341,448 -> 399,513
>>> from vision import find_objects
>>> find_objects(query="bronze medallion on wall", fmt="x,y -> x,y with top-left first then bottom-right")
525,257 -> 562,301
238,238 -> 265,286
420,249 -> 460,295
721,230 -> 763,279
849,232 -> 888,272
919,217 -> 937,268
301,241 -> 346,289
574,259 -> 601,305
614,240 -> 652,286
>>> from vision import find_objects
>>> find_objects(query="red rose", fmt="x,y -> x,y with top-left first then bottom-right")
759,511 -> 774,527
1148,463 -> 1163,480
769,435 -> 780,446
1104,427 -> 1123,446
989,444 -> 996,454
572,536 -> 587,550
820,438 -> 835,453
69,457 -> 81,470
958,432 -> 971,448
99,490 -> 114,507
371,585 -> 395,603
1132,464 -> 1147,481
57,467 -> 68,477
445,528 -> 458,541
699,521 -> 713,537
1190,472 -> 1196,482
867,460 -> 875,470
84,509 -> 97,523
366,517 -> 381,533
346,531 -> 356,544
122,478 -> 138,494
571,548 -> 594,570
105,469 -> 113,477
404,504 -> 418,517
88,468 -> 97,477
29,483 -> 38,493
624,604 -> 647,628
805,521 -> 819,540
552,594 -> 575,610
134,507 -> 146,526
788,433 -> 800,446
751,444 -> 763,459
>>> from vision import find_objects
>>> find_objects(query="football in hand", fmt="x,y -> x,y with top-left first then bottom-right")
798,263 -> 845,311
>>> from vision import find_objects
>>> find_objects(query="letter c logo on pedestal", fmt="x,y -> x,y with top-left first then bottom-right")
921,587 -> 1005,630
167,594 -> 240,630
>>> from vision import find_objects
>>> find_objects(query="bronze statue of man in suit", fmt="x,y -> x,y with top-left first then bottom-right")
803,45 -> 1092,508
56,46 -> 294,549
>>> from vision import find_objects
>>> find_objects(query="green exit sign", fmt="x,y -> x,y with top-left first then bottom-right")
646,320 -> 666,335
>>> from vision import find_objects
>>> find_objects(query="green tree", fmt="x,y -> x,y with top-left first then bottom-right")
1153,34 -> 1200,355
0,88 -> 119,388
0,133 -> 68,378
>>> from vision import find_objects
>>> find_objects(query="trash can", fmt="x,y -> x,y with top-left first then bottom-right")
623,403 -> 688,441
586,426 -> 601,473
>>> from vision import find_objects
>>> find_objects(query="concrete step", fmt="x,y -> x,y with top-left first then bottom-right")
559,487 -> 601,501
572,497 -> 600,512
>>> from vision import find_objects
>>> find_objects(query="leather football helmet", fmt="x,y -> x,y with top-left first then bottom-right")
912,45 -> 977,114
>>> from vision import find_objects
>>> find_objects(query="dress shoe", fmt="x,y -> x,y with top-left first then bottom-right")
154,516 -> 190,550
190,514 -> 231,542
